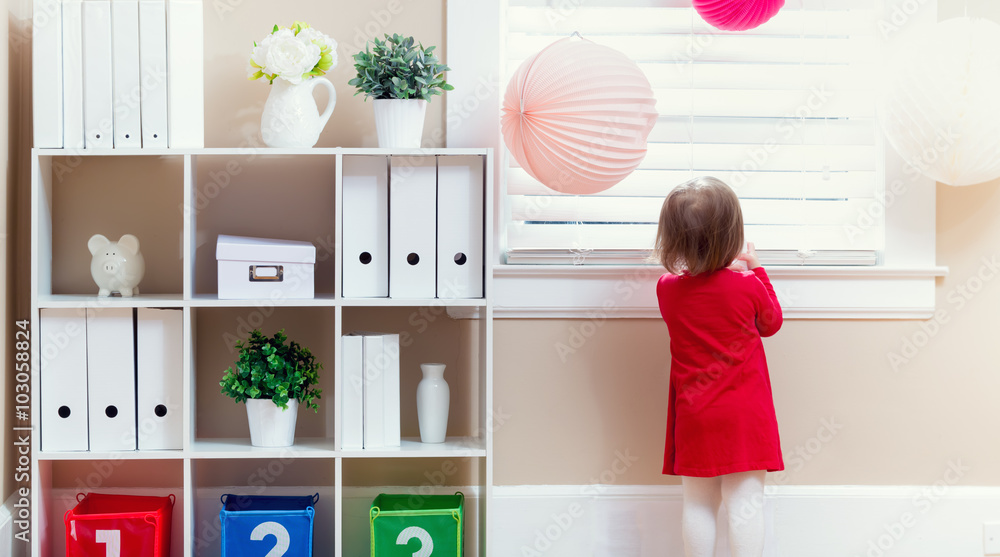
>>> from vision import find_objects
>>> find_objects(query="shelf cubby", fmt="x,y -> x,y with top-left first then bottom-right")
341,305 -> 483,447
190,154 -> 337,298
341,456 -> 483,556
38,459 -> 185,557
190,458 -> 337,557
39,155 -> 185,300
191,306 -> 336,449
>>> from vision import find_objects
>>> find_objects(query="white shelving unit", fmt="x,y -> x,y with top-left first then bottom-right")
29,147 -> 494,557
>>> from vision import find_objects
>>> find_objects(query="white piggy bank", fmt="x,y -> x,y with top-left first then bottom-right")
88,234 -> 145,297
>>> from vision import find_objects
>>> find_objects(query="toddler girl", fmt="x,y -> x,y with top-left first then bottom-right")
653,176 -> 783,557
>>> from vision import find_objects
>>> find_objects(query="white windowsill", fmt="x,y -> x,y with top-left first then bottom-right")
492,264 -> 950,319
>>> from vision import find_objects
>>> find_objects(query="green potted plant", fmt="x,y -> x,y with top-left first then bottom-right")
220,329 -> 322,447
349,33 -> 454,148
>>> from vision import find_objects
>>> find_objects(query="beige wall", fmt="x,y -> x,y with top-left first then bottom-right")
14,0 -> 1000,498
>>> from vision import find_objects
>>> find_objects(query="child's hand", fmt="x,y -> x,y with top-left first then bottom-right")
736,242 -> 761,270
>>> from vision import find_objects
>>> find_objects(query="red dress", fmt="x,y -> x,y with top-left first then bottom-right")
656,266 -> 784,477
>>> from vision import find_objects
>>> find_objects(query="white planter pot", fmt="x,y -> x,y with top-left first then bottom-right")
246,398 -> 299,447
261,77 -> 336,148
373,99 -> 428,148
416,363 -> 450,444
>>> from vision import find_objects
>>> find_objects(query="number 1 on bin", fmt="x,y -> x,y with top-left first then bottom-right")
96,530 -> 121,557
250,521 -> 291,557
397,526 -> 434,557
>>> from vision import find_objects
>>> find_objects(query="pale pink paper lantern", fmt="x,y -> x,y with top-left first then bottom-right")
694,0 -> 785,32
501,36 -> 659,195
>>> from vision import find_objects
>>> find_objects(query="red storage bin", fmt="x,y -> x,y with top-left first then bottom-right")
65,493 -> 175,557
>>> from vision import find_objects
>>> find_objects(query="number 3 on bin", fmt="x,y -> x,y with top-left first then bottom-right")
397,526 -> 434,557
250,522 -> 291,557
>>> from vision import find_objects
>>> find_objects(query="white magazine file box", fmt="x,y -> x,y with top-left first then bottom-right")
136,308 -> 183,450
342,156 -> 389,297
389,156 -> 437,298
436,156 -> 484,299
39,309 -> 89,452
86,307 -> 137,451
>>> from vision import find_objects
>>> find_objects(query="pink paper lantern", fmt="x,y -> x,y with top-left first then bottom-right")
694,0 -> 785,32
501,36 -> 659,195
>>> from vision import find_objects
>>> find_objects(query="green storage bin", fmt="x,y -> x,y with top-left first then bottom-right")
370,492 -> 464,557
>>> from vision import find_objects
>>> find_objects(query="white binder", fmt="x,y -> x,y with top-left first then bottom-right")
62,0 -> 86,149
136,308 -> 182,450
32,0 -> 63,148
39,309 -> 88,452
342,156 -> 389,297
82,0 -> 114,148
340,335 -> 364,450
436,156 -> 484,299
87,308 -> 137,451
362,334 -> 385,449
389,156 -> 437,298
382,334 -> 400,448
111,0 -> 141,148
138,0 -> 168,148
166,0 -> 204,148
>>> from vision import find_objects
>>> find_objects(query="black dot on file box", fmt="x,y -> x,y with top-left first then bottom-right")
105,406 -> 118,418
155,405 -> 168,418
125,134 -> 130,139
58,406 -> 71,419
454,253 -> 467,265
153,134 -> 158,139
359,252 -> 372,265
407,253 -> 420,265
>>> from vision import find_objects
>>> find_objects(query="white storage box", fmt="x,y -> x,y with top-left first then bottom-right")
216,235 -> 316,300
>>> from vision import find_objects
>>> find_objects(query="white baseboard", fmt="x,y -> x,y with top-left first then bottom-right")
494,484 -> 1000,557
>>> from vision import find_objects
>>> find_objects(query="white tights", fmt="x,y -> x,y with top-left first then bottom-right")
681,471 -> 766,557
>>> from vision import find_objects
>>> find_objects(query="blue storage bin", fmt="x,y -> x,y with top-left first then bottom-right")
220,493 -> 318,557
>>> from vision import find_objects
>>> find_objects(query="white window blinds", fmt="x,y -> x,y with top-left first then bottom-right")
504,0 -> 881,265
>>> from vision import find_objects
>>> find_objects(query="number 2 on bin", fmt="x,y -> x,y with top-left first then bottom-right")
397,526 -> 434,557
250,522 -> 291,557
96,530 -> 121,557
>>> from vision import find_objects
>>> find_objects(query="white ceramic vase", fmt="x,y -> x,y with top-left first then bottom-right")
416,363 -> 450,444
246,398 -> 299,447
373,98 -> 428,148
261,77 -> 336,148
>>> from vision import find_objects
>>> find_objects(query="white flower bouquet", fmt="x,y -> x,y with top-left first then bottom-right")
248,21 -> 338,85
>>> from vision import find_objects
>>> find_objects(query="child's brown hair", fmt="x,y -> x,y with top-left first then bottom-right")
653,176 -> 744,276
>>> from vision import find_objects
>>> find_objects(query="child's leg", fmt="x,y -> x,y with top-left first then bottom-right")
681,475 -> 722,557
721,470 -> 766,557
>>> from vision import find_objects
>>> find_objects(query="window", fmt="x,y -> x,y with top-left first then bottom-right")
505,0 -> 880,265
446,0 -> 945,318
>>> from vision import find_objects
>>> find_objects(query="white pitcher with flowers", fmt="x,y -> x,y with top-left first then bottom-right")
249,22 -> 338,148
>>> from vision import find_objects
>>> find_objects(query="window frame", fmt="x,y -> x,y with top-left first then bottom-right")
446,0 -> 948,319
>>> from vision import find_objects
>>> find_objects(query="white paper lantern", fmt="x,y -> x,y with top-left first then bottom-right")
880,17 -> 1000,186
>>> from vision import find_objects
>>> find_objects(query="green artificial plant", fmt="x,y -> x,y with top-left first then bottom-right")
349,33 -> 454,101
220,329 -> 322,411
